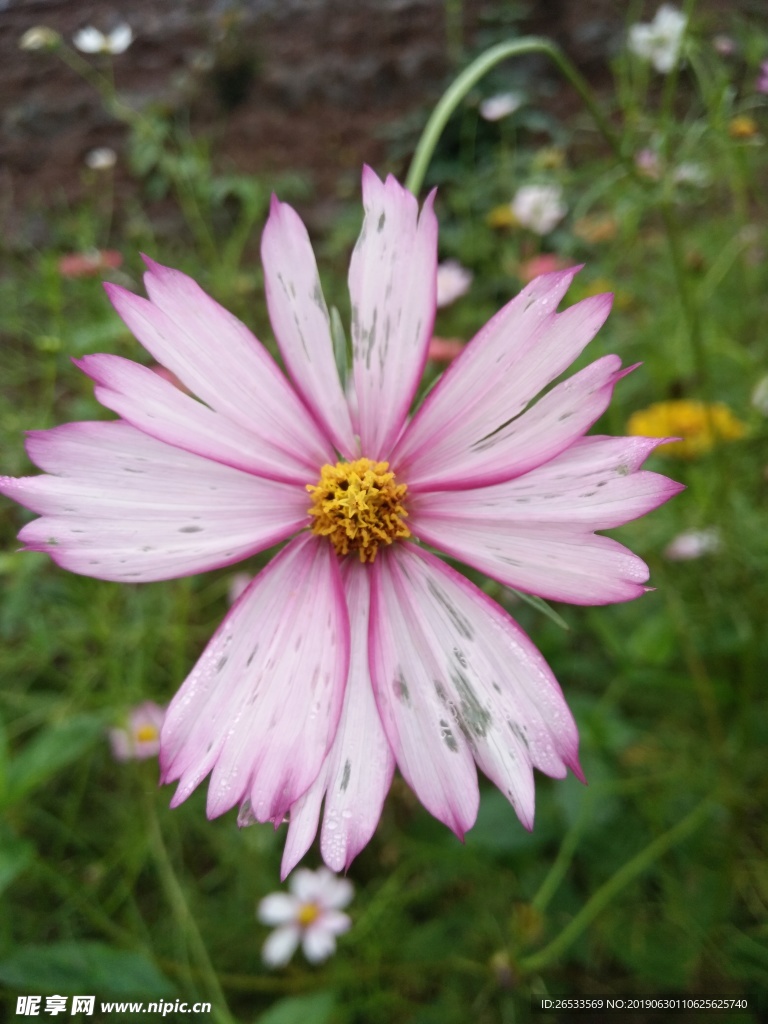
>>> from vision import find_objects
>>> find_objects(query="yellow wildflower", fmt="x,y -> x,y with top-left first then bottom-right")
728,115 -> 758,140
486,204 -> 517,229
573,214 -> 618,244
627,400 -> 747,457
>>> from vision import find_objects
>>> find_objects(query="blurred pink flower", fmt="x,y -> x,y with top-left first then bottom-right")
518,255 -> 577,284
58,250 -> 123,278
1,168 -> 682,876
258,867 -> 353,967
427,336 -> 464,362
756,61 -> 768,94
635,148 -> 662,180
436,259 -> 473,307
712,35 -> 736,57
109,701 -> 165,761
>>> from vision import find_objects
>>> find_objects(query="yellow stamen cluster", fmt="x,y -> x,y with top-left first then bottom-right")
135,725 -> 160,743
627,400 -> 747,458
297,902 -> 321,927
307,458 -> 410,563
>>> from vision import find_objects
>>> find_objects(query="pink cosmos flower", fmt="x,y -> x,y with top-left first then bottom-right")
427,336 -> 465,362
109,701 -> 165,761
258,867 -> 353,967
58,250 -> 123,278
0,168 -> 682,878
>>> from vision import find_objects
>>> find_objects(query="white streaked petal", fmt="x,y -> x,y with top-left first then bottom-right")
402,355 -> 631,493
408,433 -> 683,603
76,353 -> 311,484
370,547 -> 479,838
161,535 -> 350,825
261,196 -> 357,458
374,546 -> 581,830
392,271 -> 613,489
349,166 -> 438,459
414,518 -> 651,605
106,261 -> 332,468
282,561 -> 395,876
1,421 -> 308,583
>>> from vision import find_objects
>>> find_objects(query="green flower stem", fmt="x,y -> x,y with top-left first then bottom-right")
518,796 -> 715,975
405,37 -> 633,197
145,799 -> 235,1024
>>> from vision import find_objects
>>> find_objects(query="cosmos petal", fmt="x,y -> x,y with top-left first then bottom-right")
261,196 -> 358,458
370,546 -> 480,838
161,535 -> 350,825
373,545 -> 581,830
349,166 -> 438,459
409,434 -> 685,604
106,260 -> 332,469
282,560 -> 396,876
75,353 -> 310,484
0,421 -> 308,583
392,272 -> 614,489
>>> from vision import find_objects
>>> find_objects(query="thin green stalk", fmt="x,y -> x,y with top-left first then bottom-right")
518,796 -> 715,974
405,37 -> 634,197
145,799 -> 236,1024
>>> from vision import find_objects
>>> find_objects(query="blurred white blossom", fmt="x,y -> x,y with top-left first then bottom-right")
19,26 -> 61,51
85,147 -> 117,171
511,184 -> 567,235
436,260 -> 473,308
73,24 -> 133,55
479,91 -> 523,121
628,5 -> 687,73
109,701 -> 165,762
258,868 -> 353,967
664,528 -> 722,561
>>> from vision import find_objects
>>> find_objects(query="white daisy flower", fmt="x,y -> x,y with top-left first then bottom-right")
73,23 -> 133,55
258,868 -> 353,967
511,184 -> 567,235
628,5 -> 687,74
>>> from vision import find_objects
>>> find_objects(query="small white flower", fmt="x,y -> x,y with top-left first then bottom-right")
628,5 -> 687,74
664,528 -> 722,561
19,26 -> 61,51
73,23 -> 133,55
672,162 -> 708,187
479,91 -> 523,122
258,867 -> 353,968
109,701 -> 165,762
85,147 -> 117,171
436,260 -> 473,308
511,184 -> 567,235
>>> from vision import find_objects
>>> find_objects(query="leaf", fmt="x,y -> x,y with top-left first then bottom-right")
3,715 -> 105,808
0,943 -> 175,997
0,828 -> 34,896
508,589 -> 571,631
255,991 -> 336,1024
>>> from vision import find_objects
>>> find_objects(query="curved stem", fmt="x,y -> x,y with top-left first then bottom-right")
518,796 -> 715,975
405,37 -> 632,197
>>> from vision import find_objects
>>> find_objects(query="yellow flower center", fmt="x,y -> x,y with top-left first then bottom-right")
135,725 -> 159,743
297,902 -> 321,927
307,458 -> 410,563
